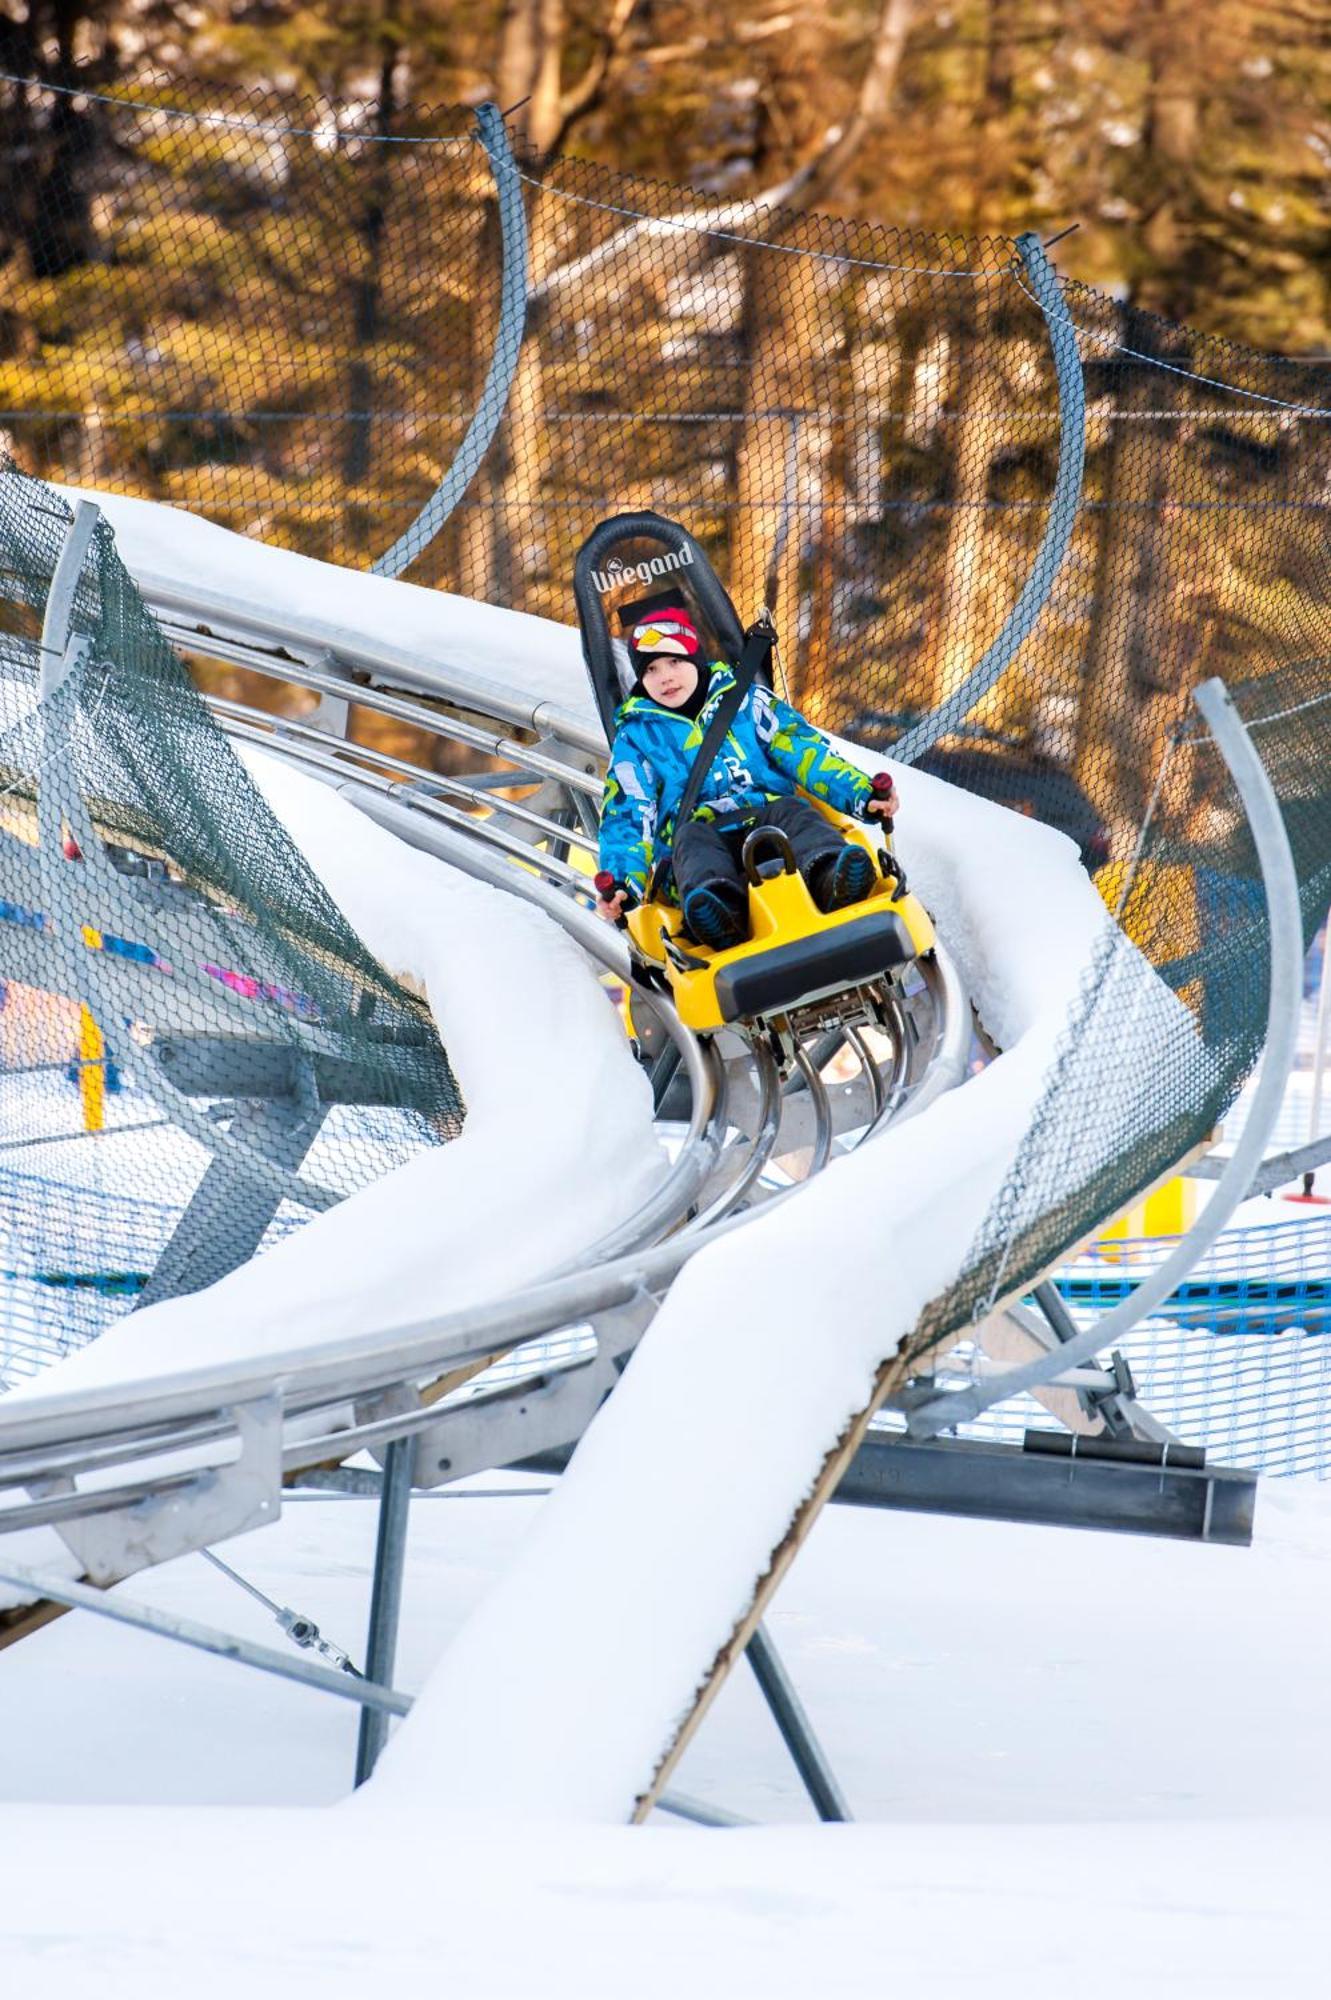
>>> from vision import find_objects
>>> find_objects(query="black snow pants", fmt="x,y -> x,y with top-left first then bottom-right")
672,795 -> 844,906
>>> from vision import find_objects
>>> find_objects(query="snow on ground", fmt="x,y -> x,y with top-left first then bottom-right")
371,760 -> 1201,1821
1,1474 -> 1330,1994
61,483 -> 601,738
5,1809 -> 1324,1999
2,747 -> 664,1396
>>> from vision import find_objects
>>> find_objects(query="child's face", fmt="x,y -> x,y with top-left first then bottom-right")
642,655 -> 699,708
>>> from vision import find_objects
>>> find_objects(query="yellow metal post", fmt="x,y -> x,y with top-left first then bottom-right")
78,1004 -> 105,1133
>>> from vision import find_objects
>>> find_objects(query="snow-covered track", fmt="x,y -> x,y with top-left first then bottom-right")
0,540 -> 965,1597
158,575 -> 962,1242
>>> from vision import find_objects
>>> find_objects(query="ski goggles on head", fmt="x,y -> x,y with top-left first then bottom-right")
630,610 -> 701,659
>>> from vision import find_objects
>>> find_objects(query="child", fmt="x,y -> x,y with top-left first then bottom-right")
596,607 -> 898,949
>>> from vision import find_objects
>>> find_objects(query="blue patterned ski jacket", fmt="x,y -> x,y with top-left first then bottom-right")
598,665 -> 875,898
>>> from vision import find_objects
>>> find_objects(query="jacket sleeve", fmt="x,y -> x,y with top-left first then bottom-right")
598,732 -> 659,896
759,693 -> 875,818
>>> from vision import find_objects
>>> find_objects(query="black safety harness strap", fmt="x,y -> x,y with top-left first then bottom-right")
646,612 -> 778,903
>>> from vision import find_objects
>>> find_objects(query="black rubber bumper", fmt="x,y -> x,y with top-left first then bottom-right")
713,910 -> 916,1022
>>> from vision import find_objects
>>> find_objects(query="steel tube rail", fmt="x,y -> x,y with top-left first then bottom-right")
255,745 -> 733,1266
0,947 -> 965,1481
212,694 -> 597,853
163,618 -> 603,795
137,571 -> 602,752
0,1471 -> 200,1534
327,769 -> 758,1256
0,914 -> 965,1475
342,773 -> 633,980
906,676 -> 1305,1433
881,951 -> 970,1132
581,1032 -> 730,1267
372,103 -> 529,580
311,778 -> 734,1251
862,993 -> 913,1136
687,1039 -> 783,1231
892,233 -> 1087,767
0,560 -> 967,1552
791,1038 -> 834,1177
222,716 -> 588,891
845,1025 -> 885,1126
0,1412 -> 236,1489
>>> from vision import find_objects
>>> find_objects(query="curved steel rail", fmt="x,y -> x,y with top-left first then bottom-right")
371,102 -> 530,580
166,587 -> 954,1226
891,232 -> 1087,768
903,674 -> 1305,1434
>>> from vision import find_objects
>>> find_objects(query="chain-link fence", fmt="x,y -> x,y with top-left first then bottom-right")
3,70 -> 1330,1419
0,74 -> 483,572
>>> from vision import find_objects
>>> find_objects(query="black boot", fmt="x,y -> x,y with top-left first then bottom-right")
810,845 -> 875,914
682,880 -> 749,950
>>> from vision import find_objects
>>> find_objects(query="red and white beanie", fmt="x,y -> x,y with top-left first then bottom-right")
630,608 -> 701,660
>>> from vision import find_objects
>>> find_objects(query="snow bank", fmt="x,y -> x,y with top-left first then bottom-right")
60,484 -> 601,736
5,1478 -> 1331,1991
2,1807 -> 1325,2000
4,750 -> 664,1396
370,754 -> 1185,1820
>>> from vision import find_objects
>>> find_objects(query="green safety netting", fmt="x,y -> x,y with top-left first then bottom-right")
0,457 -> 461,1382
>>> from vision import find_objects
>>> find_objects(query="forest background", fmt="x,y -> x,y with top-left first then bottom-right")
1,0 -> 1330,850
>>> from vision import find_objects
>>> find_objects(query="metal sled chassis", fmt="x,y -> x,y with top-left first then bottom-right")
625,803 -> 934,1033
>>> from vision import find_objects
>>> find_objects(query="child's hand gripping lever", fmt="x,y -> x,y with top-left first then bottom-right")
865,771 -> 898,829
865,773 -> 907,893
594,871 -> 636,927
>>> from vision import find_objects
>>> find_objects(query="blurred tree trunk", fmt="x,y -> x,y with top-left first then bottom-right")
730,0 -> 916,703
1075,0 -> 1203,839
459,0 -> 637,605
731,259 -> 823,685
927,0 -> 1022,716
20,3 -> 105,279
342,15 -> 403,494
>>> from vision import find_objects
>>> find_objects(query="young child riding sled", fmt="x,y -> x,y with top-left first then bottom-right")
595,606 -> 898,949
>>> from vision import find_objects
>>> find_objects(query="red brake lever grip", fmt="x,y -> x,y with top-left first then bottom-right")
594,872 -> 635,927
869,771 -> 895,833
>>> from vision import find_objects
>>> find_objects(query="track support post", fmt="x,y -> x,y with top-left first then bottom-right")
354,1433 -> 418,1786
746,1620 -> 852,1822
